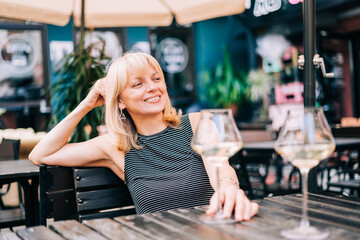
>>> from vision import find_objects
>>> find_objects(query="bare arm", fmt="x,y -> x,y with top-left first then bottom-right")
29,78 -> 111,168
189,112 -> 258,221
189,112 -> 238,187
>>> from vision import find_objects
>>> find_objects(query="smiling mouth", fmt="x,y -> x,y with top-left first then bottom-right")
145,96 -> 160,103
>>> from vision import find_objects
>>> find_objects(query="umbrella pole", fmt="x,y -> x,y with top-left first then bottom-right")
79,0 -> 85,51
303,0 -> 319,193
303,0 -> 316,108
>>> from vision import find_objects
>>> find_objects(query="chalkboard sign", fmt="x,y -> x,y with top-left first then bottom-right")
0,23 -> 50,110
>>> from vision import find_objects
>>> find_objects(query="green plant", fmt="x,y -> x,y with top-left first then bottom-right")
49,36 -> 110,143
199,48 -> 248,109
246,69 -> 273,102
245,69 -> 274,120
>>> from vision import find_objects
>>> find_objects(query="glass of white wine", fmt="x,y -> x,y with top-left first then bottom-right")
192,109 -> 243,224
274,107 -> 335,239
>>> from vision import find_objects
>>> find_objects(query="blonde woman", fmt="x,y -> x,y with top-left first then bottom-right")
29,52 -> 258,221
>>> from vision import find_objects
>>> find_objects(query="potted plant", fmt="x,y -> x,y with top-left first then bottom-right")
49,36 -> 110,142
199,47 -> 248,117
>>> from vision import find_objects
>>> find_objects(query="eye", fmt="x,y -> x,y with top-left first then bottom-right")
153,77 -> 161,82
132,81 -> 142,88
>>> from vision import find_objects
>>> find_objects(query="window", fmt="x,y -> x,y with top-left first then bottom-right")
0,23 -> 50,110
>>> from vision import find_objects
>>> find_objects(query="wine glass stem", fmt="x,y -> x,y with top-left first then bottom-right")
300,169 -> 310,228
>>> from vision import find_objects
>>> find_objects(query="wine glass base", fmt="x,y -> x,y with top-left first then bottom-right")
200,213 -> 237,225
281,226 -> 329,240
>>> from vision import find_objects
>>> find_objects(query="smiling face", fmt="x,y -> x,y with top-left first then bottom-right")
104,52 -> 181,150
118,64 -> 168,119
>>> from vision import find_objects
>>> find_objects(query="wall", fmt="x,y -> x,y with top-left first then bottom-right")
194,17 -> 230,105
194,18 -> 228,75
47,21 -> 73,83
125,27 -> 147,51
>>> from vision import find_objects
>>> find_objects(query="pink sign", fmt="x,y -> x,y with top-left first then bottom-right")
288,0 -> 303,4
275,82 -> 304,105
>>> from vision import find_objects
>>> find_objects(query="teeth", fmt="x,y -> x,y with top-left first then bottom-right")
146,96 -> 159,102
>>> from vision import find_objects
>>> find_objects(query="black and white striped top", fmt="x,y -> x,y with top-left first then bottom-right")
124,114 -> 214,214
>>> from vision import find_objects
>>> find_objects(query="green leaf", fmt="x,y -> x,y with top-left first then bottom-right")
200,45 -> 250,109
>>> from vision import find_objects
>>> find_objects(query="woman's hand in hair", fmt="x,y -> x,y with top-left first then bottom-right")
82,78 -> 106,109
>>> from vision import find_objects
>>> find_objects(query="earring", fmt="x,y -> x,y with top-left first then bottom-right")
119,109 -> 126,120
105,60 -> 112,73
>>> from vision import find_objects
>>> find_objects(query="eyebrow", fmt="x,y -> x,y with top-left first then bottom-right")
129,71 -> 159,81
151,71 -> 160,76
129,76 -> 142,81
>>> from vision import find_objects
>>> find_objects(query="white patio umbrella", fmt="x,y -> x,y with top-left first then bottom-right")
162,0 -> 246,25
0,0 -> 246,28
0,0 -> 173,27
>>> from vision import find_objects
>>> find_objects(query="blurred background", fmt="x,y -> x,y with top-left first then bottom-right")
1,0 -> 360,215
0,0 -> 359,134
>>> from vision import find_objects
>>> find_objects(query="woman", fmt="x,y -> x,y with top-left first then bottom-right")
29,52 -> 258,221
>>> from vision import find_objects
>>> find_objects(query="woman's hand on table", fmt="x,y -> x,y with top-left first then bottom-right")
206,185 -> 259,222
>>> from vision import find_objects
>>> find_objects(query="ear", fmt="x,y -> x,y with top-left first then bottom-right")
118,101 -> 126,110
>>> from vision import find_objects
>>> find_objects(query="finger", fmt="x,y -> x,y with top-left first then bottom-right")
222,189 -> 236,218
234,190 -> 246,221
97,79 -> 106,98
242,198 -> 251,221
97,78 -> 105,89
250,202 -> 259,217
91,80 -> 102,94
206,192 -> 219,215
98,85 -> 106,99
100,78 -> 106,88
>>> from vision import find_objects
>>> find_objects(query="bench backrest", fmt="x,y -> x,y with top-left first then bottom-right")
39,164 -> 135,225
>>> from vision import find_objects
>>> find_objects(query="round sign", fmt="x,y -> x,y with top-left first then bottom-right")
155,38 -> 189,74
0,33 -> 39,75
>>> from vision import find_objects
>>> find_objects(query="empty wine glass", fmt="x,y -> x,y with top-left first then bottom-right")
191,109 -> 243,224
274,107 -> 335,239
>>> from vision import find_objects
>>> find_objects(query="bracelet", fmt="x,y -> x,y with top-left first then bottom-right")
219,176 -> 239,188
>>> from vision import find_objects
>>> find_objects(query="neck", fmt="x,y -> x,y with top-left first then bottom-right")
132,113 -> 168,136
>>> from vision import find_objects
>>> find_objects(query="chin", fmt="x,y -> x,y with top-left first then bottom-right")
147,105 -> 167,115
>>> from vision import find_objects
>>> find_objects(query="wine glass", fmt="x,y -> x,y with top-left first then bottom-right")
191,109 -> 243,224
274,107 -> 335,239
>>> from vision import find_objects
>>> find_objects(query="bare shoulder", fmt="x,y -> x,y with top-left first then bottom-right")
96,134 -> 125,170
95,134 -> 124,158
188,112 -> 201,134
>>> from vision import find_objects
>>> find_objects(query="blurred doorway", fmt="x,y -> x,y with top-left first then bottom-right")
148,24 -> 196,111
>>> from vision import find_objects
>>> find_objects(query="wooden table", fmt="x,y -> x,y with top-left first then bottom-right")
0,160 -> 39,226
2,192 -> 359,239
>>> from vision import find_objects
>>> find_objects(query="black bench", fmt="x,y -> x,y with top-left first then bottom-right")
39,164 -> 135,225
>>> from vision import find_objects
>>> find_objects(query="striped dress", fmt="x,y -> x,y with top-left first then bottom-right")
124,114 -> 214,214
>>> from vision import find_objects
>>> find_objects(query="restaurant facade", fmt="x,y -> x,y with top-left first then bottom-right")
239,0 -> 360,126
1,0 -> 360,130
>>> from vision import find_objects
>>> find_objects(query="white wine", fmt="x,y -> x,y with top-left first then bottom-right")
291,159 -> 320,170
276,143 -> 335,170
192,142 -> 243,163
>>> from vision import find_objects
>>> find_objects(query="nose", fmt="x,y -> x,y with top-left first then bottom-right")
145,81 -> 156,92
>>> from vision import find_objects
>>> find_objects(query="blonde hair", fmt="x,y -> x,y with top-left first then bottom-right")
105,52 -> 182,152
